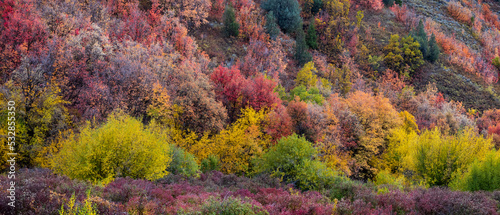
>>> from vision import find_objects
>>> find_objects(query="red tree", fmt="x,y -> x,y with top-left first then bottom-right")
265,104 -> 293,143
0,0 -> 47,82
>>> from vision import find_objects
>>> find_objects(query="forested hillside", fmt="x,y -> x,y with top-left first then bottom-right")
1,0 -> 500,214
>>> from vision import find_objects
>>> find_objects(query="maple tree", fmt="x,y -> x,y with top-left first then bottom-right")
265,104 -> 293,143
0,0 -> 48,83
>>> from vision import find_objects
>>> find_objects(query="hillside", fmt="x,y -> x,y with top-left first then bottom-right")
2,0 -> 500,214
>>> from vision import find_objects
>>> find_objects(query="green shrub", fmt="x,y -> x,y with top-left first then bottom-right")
290,85 -> 325,105
168,145 -> 200,177
386,128 -> 493,187
492,56 -> 500,70
325,179 -> 363,201
51,111 -> 171,184
178,196 -> 269,215
201,155 -> 221,173
451,150 -> 500,191
294,159 -> 340,191
373,169 -> 405,190
254,134 -> 341,191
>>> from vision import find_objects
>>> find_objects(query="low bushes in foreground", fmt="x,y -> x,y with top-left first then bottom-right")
0,168 -> 499,215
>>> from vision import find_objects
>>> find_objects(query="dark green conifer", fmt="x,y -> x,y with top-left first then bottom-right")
427,33 -> 440,63
265,11 -> 280,40
295,24 -> 312,66
223,5 -> 239,37
306,21 -> 318,49
412,20 -> 429,59
261,0 -> 302,33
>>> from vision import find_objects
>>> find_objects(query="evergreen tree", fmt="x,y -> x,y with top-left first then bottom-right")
261,0 -> 302,33
412,20 -> 428,59
383,0 -> 395,6
223,5 -> 239,37
427,33 -> 440,63
295,25 -> 312,66
306,21 -> 318,49
265,11 -> 280,40
312,0 -> 323,14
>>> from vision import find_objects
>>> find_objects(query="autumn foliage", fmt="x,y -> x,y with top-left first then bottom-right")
3,0 -> 500,213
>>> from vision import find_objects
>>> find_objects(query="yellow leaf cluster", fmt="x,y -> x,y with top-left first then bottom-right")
295,61 -> 318,88
385,128 -> 493,186
51,111 -> 171,184
171,107 -> 270,174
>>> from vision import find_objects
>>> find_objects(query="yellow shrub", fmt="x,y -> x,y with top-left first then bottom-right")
385,128 -> 493,186
50,111 -> 171,184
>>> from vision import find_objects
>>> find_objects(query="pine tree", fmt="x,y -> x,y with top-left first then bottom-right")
312,0 -> 323,14
427,33 -> 440,63
306,21 -> 318,49
383,0 -> 395,6
261,0 -> 302,33
265,11 -> 280,40
295,25 -> 312,66
412,20 -> 428,59
223,5 -> 239,37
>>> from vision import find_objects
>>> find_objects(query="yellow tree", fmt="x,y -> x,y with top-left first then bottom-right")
213,108 -> 271,174
295,61 -> 318,88
147,81 -> 182,126
344,91 -> 402,179
1,74 -> 70,168
171,107 -> 271,174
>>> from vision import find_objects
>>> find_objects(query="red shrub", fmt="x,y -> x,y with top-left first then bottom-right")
447,1 -> 473,25
483,3 -> 500,30
357,0 -> 384,11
